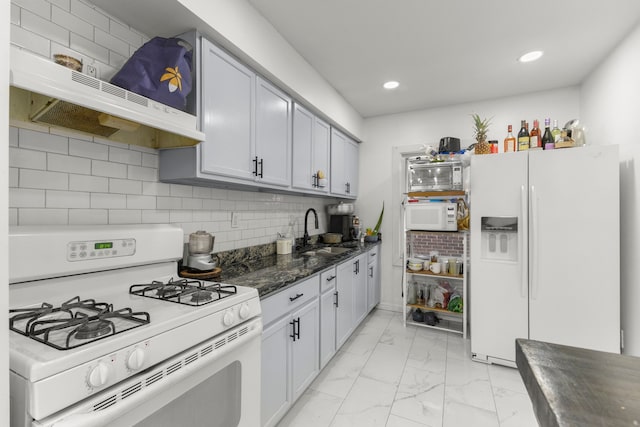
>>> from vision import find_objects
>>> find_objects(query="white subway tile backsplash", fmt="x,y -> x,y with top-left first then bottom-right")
109,209 -> 141,224
156,196 -> 182,210
49,0 -> 69,11
109,178 -> 142,195
142,181 -> 171,196
13,0 -> 51,20
141,152 -> 158,169
69,208 -> 108,224
20,169 -> 68,190
202,199 -> 221,210
47,152 -> 91,174
70,33 -> 108,63
220,200 -> 236,210
169,210 -> 193,223
108,19 -> 142,47
19,208 -> 68,225
10,188 -> 45,207
11,24 -> 51,57
19,128 -> 68,154
192,186 -> 212,199
95,27 -> 129,57
127,165 -> 157,182
11,4 -> 20,25
22,9 -> 68,46
9,168 -> 19,188
52,5 -> 92,42
141,210 -> 170,224
10,147 -> 47,170
92,159 -> 126,178
69,174 -> 108,192
46,190 -> 90,208
69,138 -> 108,160
109,146 -> 141,165
9,209 -> 19,226
126,195 -> 156,210
70,0 -> 108,31
108,50 -> 126,69
192,211 -> 212,222
9,127 -> 19,147
169,184 -> 193,198
91,192 -> 126,209
182,198 -> 203,210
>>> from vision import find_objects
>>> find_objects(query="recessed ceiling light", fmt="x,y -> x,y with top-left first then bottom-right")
518,50 -> 544,63
383,81 -> 399,90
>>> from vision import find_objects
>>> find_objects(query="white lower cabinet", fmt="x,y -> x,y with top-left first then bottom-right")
367,246 -> 381,312
261,276 -> 319,427
336,254 -> 367,349
319,267 -> 337,369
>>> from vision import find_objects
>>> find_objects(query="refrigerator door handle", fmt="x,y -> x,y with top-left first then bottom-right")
530,185 -> 539,300
520,184 -> 527,298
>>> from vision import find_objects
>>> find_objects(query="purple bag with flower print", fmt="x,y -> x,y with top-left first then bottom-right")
110,37 -> 193,111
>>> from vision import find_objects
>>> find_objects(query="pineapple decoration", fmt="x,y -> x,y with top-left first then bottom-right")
471,113 -> 492,155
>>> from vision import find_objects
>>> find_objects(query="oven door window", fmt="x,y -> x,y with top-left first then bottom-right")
135,360 -> 241,427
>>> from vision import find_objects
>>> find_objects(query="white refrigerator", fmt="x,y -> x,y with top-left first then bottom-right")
470,145 -> 620,367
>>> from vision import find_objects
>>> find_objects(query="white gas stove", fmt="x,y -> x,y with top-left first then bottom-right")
9,225 -> 262,427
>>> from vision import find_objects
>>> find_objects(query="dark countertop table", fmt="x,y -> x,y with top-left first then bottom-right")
515,338 -> 639,427
216,240 -> 380,299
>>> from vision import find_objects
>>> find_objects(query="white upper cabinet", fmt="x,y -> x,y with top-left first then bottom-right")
330,128 -> 359,199
200,37 -> 255,181
292,104 -> 330,194
255,77 -> 292,187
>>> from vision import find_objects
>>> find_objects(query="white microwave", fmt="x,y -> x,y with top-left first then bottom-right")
406,201 -> 457,231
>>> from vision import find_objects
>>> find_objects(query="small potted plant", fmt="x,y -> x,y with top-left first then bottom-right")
471,113 -> 492,154
365,203 -> 384,242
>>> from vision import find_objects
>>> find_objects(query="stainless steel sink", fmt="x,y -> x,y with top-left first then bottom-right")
301,246 -> 352,257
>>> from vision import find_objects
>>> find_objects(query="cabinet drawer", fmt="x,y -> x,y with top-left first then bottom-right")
368,247 -> 378,264
319,267 -> 337,294
262,275 -> 319,326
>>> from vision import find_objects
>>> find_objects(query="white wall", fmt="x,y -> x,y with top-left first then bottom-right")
581,22 -> 640,356
359,88 -> 580,312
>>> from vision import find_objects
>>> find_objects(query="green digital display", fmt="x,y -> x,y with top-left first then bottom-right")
94,242 -> 113,250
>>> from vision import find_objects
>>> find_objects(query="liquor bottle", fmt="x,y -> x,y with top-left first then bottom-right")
541,118 -> 554,150
504,125 -> 516,152
530,119 -> 541,149
551,119 -> 562,143
517,120 -> 529,151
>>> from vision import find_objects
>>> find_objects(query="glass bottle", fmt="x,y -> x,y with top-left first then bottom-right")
517,120 -> 530,151
504,125 -> 516,152
541,118 -> 555,150
551,119 -> 562,143
530,119 -> 541,149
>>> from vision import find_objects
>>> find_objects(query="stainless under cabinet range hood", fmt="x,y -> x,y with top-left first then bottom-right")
9,46 -> 204,149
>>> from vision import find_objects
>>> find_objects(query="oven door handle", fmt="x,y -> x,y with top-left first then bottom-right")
37,318 -> 262,427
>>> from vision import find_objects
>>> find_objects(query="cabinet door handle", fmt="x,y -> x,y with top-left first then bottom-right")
258,158 -> 264,178
334,291 -> 339,307
295,317 -> 301,340
289,319 -> 296,342
252,156 -> 258,176
369,266 -> 373,278
289,293 -> 304,302
326,275 -> 336,282
312,174 -> 317,188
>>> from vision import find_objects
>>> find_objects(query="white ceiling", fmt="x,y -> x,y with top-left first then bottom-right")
247,0 -> 640,118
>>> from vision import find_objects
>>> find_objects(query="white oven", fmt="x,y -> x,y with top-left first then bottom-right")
8,225 -> 262,427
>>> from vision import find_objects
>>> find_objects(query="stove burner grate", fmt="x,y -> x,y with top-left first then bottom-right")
129,278 -> 237,306
9,297 -> 150,350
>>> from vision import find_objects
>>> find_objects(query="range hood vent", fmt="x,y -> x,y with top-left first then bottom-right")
9,46 -> 204,148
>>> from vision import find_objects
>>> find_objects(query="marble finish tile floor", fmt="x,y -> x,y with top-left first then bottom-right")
277,309 -> 538,427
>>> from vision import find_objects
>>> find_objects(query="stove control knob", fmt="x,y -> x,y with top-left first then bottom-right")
88,362 -> 109,388
223,310 -> 235,327
127,348 -> 146,371
239,303 -> 251,320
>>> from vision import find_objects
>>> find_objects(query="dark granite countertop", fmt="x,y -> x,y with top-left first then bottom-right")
215,241 -> 380,299
516,338 -> 638,427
